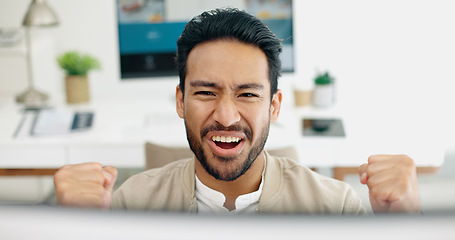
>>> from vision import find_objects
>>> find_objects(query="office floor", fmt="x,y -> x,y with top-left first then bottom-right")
1,153 -> 455,213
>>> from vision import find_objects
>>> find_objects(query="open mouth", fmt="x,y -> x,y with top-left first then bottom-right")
211,136 -> 242,149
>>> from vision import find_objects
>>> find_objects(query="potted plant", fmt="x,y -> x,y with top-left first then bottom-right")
312,72 -> 335,107
57,51 -> 101,104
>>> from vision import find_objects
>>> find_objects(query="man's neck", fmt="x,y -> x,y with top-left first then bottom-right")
195,152 -> 265,211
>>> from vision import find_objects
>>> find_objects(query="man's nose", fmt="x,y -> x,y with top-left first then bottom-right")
212,96 -> 241,127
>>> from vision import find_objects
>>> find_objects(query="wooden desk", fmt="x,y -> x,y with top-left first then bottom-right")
0,168 -> 58,176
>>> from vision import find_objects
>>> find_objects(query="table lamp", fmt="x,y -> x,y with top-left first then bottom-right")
16,0 -> 59,106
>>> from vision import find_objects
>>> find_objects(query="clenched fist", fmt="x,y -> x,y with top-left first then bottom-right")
54,163 -> 118,209
359,154 -> 421,213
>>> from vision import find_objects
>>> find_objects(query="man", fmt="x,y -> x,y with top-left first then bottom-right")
54,8 -> 421,214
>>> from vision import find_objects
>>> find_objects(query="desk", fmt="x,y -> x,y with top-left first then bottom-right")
0,93 -> 444,180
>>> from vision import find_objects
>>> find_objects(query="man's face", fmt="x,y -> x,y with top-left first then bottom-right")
176,40 -> 282,181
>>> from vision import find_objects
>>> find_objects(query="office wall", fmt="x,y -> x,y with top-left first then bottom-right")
294,0 -> 455,155
1,0 -> 454,153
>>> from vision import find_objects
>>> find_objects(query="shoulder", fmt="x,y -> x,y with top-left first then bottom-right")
121,158 -> 191,186
274,156 -> 352,193
140,158 -> 192,179
281,157 -> 351,190
111,158 -> 193,210
264,155 -> 365,214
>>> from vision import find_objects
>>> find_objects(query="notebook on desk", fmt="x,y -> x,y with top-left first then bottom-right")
14,109 -> 94,138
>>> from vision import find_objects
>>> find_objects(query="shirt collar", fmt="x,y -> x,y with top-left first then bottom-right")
195,154 -> 266,213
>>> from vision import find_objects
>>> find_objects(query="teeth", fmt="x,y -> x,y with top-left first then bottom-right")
212,136 -> 241,143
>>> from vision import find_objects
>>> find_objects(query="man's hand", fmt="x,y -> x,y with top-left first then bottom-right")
359,154 -> 421,213
54,163 -> 118,209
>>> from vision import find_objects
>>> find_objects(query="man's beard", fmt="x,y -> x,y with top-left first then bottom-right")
185,120 -> 269,181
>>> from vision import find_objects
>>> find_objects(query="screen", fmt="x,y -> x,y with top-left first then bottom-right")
116,0 -> 294,79
2,205 -> 455,240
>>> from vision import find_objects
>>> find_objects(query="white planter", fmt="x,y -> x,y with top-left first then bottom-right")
312,84 -> 334,107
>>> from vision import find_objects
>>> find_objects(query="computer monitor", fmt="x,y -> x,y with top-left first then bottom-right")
116,0 -> 294,79
1,205 -> 455,240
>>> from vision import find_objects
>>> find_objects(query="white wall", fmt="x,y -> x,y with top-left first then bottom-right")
1,0 -> 454,153
294,0 -> 455,154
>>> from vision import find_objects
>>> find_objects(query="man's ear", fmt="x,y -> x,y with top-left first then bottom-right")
176,85 -> 184,119
270,89 -> 282,122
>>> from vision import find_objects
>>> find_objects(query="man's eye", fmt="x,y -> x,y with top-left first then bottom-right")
239,93 -> 259,98
195,91 -> 214,96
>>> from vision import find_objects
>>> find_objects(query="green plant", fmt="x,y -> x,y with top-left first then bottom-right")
314,72 -> 334,85
57,51 -> 101,76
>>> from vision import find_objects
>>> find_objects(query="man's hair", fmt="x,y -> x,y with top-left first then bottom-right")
176,8 -> 282,97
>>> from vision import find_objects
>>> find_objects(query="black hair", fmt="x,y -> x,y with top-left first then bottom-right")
176,8 -> 282,98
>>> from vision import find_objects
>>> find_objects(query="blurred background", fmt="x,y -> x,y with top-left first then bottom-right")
0,0 -> 454,214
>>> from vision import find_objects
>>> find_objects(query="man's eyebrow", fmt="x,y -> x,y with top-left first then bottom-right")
236,83 -> 264,90
189,81 -> 264,90
189,80 -> 218,88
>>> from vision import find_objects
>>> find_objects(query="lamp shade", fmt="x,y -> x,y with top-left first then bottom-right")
22,0 -> 59,27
